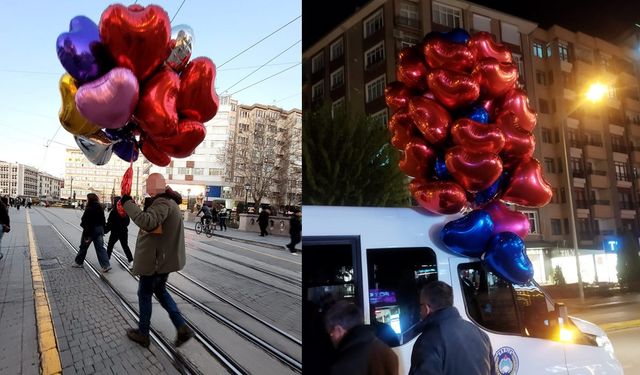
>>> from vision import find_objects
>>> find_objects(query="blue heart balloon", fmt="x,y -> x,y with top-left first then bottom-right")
484,232 -> 534,285
113,139 -> 139,162
474,174 -> 503,206
434,155 -> 451,180
441,28 -> 470,44
56,16 -> 113,83
441,210 -> 494,257
467,105 -> 490,124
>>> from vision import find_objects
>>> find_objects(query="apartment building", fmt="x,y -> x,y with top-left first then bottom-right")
0,161 -> 40,197
303,0 -> 640,284
38,172 -> 64,200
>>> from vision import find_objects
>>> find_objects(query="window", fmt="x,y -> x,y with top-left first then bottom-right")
398,2 -> 419,27
459,262 -> 557,339
432,2 -> 462,28
368,247 -> 438,345
364,9 -> 384,38
544,158 -> 555,174
332,97 -> 345,117
365,75 -> 386,103
541,128 -> 552,143
311,53 -> 324,74
194,168 -> 203,175
560,188 -> 566,203
177,167 -> 186,174
608,86 -> 617,99
521,211 -> 539,234
512,53 -> 524,81
532,41 -> 544,58
370,109 -> 388,127
365,42 -> 385,69
551,219 -> 562,235
615,161 -> 630,181
330,67 -> 344,90
575,46 -> 593,64
399,35 -> 420,48
330,38 -> 344,61
165,167 -> 172,174
473,14 -> 491,33
546,43 -> 552,58
538,99 -> 549,114
619,190 -> 632,210
547,71 -> 554,85
501,22 -> 520,46
557,158 -> 563,173
536,70 -> 546,85
312,81 -> 324,101
558,42 -> 569,62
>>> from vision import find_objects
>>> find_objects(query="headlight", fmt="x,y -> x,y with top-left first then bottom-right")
595,335 -> 615,355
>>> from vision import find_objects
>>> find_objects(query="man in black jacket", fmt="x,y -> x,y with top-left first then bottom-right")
0,196 -> 10,261
409,281 -> 494,375
285,209 -> 301,254
72,193 -> 111,272
105,196 -> 133,269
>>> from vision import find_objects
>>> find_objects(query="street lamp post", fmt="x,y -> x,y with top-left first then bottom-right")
70,176 -> 73,201
244,183 -> 251,213
187,188 -> 191,211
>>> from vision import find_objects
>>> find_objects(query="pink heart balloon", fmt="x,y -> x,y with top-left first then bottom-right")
483,201 -> 530,239
75,67 -> 139,129
502,158 -> 553,207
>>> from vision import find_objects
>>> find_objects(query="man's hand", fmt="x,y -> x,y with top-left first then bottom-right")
120,195 -> 133,205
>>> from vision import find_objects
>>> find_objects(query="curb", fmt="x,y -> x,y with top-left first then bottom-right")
184,226 -> 288,250
600,319 -> 640,332
26,211 -> 62,375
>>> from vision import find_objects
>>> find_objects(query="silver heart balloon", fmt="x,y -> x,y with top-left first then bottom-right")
75,136 -> 113,165
166,24 -> 194,72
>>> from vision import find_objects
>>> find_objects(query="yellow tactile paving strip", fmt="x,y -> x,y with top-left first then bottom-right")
601,319 -> 640,332
26,211 -> 62,375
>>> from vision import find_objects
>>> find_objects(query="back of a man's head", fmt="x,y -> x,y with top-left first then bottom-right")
324,300 -> 363,333
421,281 -> 454,312
146,173 -> 166,197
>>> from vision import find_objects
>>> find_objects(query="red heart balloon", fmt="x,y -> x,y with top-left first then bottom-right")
408,97 -> 451,145
134,67 -> 180,139
423,37 -> 475,73
398,138 -> 437,178
140,133 -> 171,167
409,178 -> 428,195
445,146 -> 503,193
468,32 -> 513,64
396,46 -> 429,90
496,113 -> 535,159
388,111 -> 416,150
413,180 -> 468,215
99,4 -> 171,82
177,57 -> 220,123
472,58 -> 518,98
451,118 -> 505,154
497,88 -> 537,132
502,158 -> 553,207
483,201 -> 531,239
153,120 -> 206,158
427,69 -> 480,109
385,81 -> 411,113
481,99 -> 498,122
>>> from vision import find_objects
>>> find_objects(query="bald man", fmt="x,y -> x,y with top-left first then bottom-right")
120,173 -> 194,347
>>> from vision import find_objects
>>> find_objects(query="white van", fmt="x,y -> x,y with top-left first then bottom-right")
302,206 -> 623,375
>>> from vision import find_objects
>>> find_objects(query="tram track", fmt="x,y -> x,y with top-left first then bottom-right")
36,207 -> 302,374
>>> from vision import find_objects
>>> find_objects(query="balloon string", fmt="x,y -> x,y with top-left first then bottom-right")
171,0 -> 187,23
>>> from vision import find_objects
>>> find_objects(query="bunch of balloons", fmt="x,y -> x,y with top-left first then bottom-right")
56,4 -> 219,167
385,29 -> 552,284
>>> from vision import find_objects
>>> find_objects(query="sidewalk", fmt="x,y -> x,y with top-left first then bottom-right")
183,219 -> 301,252
556,293 -> 640,332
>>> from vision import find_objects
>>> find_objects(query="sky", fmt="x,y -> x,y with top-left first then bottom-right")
0,0 -> 301,178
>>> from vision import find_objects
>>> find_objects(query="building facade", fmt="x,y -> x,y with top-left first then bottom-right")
0,161 -> 40,197
38,172 -> 64,200
228,103 -> 302,211
303,0 -> 640,285
62,149 -> 149,203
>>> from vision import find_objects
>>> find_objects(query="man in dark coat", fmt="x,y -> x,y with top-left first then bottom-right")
285,209 -> 301,254
0,196 -> 10,261
72,193 -> 111,272
257,208 -> 270,236
325,301 -> 398,375
409,281 -> 494,375
105,196 -> 133,269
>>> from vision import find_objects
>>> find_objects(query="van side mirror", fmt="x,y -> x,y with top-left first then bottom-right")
554,302 -> 568,325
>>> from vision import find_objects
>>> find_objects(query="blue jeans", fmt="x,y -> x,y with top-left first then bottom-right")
137,273 -> 186,335
75,227 -> 110,269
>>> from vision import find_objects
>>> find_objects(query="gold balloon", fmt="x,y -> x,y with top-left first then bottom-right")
58,73 -> 101,136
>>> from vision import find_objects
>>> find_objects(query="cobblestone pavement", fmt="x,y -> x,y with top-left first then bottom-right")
32,224 -> 180,375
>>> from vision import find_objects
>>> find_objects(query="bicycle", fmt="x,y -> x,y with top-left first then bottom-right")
195,217 -> 215,238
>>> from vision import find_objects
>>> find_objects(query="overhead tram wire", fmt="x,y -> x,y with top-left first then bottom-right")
218,15 -> 301,68
229,62 -> 300,96
221,40 -> 301,93
170,0 -> 187,23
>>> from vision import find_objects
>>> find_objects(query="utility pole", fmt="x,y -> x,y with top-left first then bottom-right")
70,176 -> 73,201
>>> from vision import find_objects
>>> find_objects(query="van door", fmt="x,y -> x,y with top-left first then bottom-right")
452,260 -> 568,375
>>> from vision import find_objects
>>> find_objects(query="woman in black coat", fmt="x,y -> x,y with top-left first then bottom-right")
73,193 -> 111,272
105,196 -> 133,268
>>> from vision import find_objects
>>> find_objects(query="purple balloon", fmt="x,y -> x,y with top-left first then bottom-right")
76,68 -> 139,129
483,201 -> 530,239
56,16 -> 113,83
74,136 -> 113,165
113,139 -> 139,162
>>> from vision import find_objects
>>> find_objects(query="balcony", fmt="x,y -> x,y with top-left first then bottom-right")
578,231 -> 595,241
624,97 -> 640,112
576,199 -> 589,209
633,149 -> 640,164
588,173 -> 610,189
616,176 -> 633,189
572,169 -> 586,178
560,60 -> 573,73
592,201 -> 614,218
584,143 -> 606,160
630,124 -> 640,138
563,88 -> 576,101
395,16 -> 420,29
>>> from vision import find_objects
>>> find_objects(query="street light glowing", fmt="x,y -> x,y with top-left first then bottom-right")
586,83 -> 607,102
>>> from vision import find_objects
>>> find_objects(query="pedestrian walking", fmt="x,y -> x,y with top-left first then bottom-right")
121,173 -> 194,348
105,196 -> 134,269
285,209 -> 301,254
257,208 -> 270,236
218,208 -> 227,231
0,196 -> 10,261
409,281 -> 494,375
325,300 -> 398,375
72,193 -> 111,272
